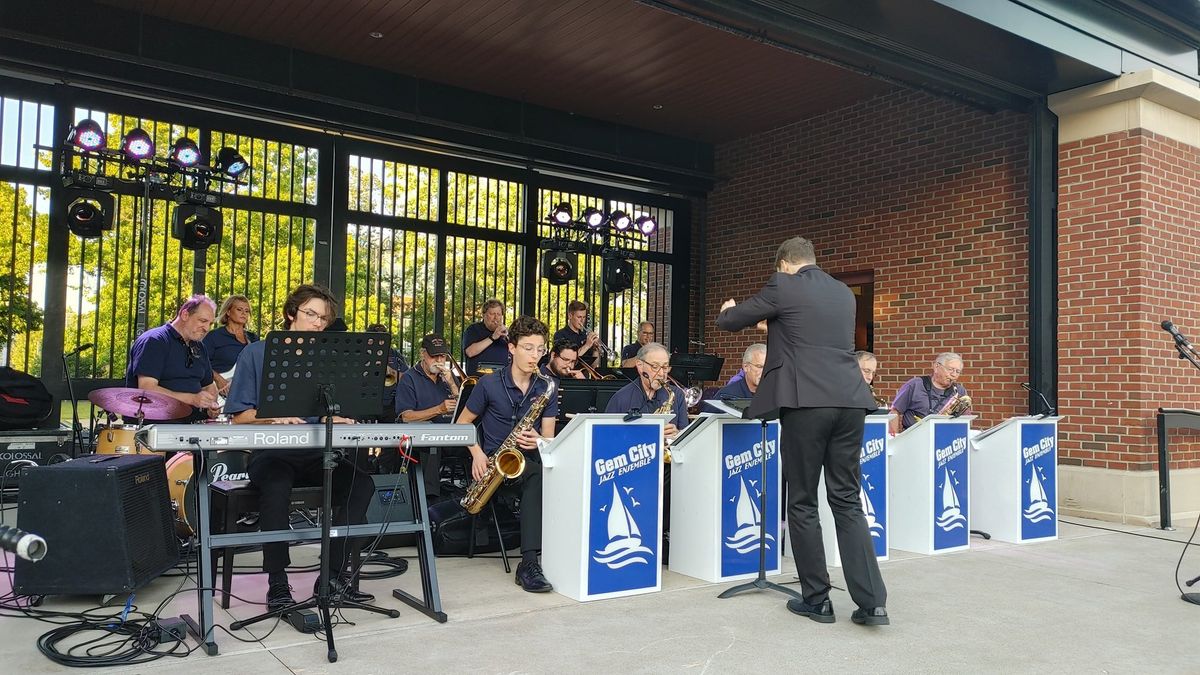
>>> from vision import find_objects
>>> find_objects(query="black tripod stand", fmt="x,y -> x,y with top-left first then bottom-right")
228,331 -> 399,662
1162,321 -> 1200,607
718,415 -> 800,602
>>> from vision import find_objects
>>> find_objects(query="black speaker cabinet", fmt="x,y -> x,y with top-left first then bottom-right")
14,454 -> 179,596
365,472 -> 416,548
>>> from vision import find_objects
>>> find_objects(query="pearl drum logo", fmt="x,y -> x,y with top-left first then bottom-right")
720,423 -> 780,578
588,424 -> 660,596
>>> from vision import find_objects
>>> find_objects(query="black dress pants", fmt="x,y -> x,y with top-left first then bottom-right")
247,448 -> 375,577
780,407 -> 887,609
499,453 -> 542,554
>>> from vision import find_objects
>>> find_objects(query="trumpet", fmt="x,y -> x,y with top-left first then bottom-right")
385,365 -> 399,387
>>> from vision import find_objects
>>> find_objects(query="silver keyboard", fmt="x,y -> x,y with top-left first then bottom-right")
139,423 -> 476,451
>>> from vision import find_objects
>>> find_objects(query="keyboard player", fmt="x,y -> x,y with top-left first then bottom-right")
224,283 -> 375,615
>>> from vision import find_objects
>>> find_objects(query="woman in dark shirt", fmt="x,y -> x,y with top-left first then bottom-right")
202,294 -> 258,396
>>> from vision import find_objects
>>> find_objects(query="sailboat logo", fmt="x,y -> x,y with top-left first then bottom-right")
935,468 -> 967,532
1023,465 -> 1054,524
724,476 -> 775,554
861,474 -> 884,539
593,484 -> 654,569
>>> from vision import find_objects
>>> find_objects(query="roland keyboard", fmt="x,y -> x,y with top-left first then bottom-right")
139,423 -> 476,452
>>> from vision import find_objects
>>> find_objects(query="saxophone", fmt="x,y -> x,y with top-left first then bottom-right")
937,389 -> 973,417
461,371 -> 557,515
656,380 -> 678,464
869,383 -> 889,409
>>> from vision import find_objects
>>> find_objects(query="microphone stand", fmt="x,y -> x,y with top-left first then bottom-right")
61,350 -> 84,457
1166,337 -> 1200,607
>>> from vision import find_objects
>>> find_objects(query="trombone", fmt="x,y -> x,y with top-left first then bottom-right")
444,352 -> 478,398
667,374 -> 703,408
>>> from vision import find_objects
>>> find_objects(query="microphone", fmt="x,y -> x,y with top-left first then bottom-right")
1186,574 -> 1200,587
1021,382 -> 1057,416
0,524 -> 47,562
66,343 -> 93,357
1161,321 -> 1198,354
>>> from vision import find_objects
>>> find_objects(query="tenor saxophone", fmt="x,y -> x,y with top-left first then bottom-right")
460,371 -> 557,515
656,380 -> 678,464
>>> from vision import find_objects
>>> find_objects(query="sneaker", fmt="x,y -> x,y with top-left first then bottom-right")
314,576 -> 376,603
786,598 -> 835,623
851,606 -> 890,626
514,561 -> 553,593
266,582 -> 295,612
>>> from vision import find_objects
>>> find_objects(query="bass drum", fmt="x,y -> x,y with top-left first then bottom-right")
165,449 -> 252,537
95,424 -> 157,455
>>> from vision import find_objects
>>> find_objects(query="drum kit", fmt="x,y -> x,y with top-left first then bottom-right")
85,387 -> 238,537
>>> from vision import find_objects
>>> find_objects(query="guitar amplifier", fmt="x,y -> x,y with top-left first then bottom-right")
0,427 -> 73,490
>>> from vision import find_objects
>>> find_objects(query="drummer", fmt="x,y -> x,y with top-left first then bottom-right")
124,295 -> 221,423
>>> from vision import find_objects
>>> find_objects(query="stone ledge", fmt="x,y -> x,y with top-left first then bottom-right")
1049,68 -> 1200,146
1058,463 -> 1200,527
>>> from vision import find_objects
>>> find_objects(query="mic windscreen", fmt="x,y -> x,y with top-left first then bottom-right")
1162,320 -> 1175,331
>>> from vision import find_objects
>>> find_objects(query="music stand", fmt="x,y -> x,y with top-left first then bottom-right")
228,331 -> 399,662
669,353 -> 724,387
714,399 -> 802,602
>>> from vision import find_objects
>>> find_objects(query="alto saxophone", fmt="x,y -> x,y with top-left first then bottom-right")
656,380 -> 678,464
461,371 -> 557,515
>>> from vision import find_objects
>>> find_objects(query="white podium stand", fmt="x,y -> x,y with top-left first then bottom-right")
667,414 -> 782,583
970,416 -> 1061,543
818,413 -> 892,566
540,413 -> 671,602
889,415 -> 975,555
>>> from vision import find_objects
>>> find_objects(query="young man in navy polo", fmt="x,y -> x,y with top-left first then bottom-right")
552,299 -> 601,368
456,315 -> 558,592
395,333 -> 459,501
125,294 -> 221,422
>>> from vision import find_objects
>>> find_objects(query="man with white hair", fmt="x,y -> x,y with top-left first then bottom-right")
716,344 -> 766,399
887,352 -> 971,435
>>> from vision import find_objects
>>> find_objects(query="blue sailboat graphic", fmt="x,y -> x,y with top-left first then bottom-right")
592,484 -> 653,569
861,475 -> 884,539
1023,465 -> 1054,523
935,468 -> 967,532
724,476 -> 774,554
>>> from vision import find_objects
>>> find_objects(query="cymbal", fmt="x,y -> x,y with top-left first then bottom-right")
88,387 -> 191,421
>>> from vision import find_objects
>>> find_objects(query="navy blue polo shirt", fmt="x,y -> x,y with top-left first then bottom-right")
716,377 -> 753,400
223,341 -> 265,417
604,380 -> 690,430
464,369 -> 559,455
554,326 -> 598,361
125,323 -> 213,422
201,325 -> 258,373
462,321 -> 511,375
621,343 -> 640,361
395,362 -> 454,423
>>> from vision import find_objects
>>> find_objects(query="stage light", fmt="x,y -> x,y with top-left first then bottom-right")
169,137 -> 202,167
610,210 -> 631,231
64,189 -> 114,239
636,215 -> 658,236
603,257 -> 635,293
541,249 -> 577,285
67,119 -> 105,151
581,207 -> 606,229
120,128 -> 155,161
171,204 -> 223,250
214,147 -> 249,177
549,202 -> 573,225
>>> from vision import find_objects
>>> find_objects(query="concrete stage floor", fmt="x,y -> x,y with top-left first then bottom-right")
1,517 -> 1196,673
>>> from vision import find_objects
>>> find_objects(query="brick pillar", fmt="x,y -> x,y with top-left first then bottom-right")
1050,69 -> 1200,524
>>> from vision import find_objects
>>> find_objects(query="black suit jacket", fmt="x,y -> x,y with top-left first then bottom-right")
716,265 -> 875,419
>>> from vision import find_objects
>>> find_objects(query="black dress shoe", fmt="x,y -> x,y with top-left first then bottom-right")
515,561 -> 553,593
786,598 -> 835,623
314,576 -> 376,603
267,582 -> 296,612
851,607 -> 890,625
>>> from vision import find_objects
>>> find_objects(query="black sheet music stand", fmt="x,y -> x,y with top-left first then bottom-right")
713,399 -> 802,602
669,353 -> 724,387
228,330 -> 398,662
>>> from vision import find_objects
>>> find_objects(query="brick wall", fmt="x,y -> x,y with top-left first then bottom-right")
700,88 -> 1030,430
1059,129 -> 1200,471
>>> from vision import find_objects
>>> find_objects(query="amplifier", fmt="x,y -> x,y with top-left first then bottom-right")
0,428 -> 73,490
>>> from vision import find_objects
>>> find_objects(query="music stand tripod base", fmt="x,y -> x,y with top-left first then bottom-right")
1184,592 -> 1200,606
718,416 -> 801,602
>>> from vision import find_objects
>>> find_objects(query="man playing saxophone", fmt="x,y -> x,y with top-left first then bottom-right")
888,352 -> 972,435
603,342 -> 690,438
456,315 -> 558,593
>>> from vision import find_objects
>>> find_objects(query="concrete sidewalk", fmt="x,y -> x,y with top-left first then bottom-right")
2,517 -> 1197,673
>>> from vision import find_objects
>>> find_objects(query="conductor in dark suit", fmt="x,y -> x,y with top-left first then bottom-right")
716,236 -> 888,626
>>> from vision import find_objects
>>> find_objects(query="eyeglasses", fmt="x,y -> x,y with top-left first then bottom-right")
641,360 -> 671,373
744,362 -> 765,371
860,367 -> 876,376
937,363 -> 963,375
296,307 -> 329,325
516,344 -> 548,356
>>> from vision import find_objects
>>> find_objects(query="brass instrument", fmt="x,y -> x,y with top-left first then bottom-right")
385,365 -> 399,387
444,353 -> 478,397
656,378 -> 679,463
577,359 -> 616,380
869,383 -> 888,409
461,371 -> 557,515
938,392 -> 973,417
668,375 -> 702,408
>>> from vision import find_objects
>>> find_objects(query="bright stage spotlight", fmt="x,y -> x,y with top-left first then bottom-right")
169,137 -> 202,167
67,119 -> 105,151
214,147 -> 249,177
581,207 -> 606,229
610,210 -> 631,231
120,128 -> 155,161
635,215 -> 657,236
549,202 -> 573,225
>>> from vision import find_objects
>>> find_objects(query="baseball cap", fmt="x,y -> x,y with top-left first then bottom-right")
421,333 -> 449,356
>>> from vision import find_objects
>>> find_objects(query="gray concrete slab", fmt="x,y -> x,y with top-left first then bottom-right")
1,518 -> 1197,673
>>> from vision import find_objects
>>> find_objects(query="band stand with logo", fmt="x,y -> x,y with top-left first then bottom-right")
970,415 -> 1062,544
668,408 -> 783,583
817,413 -> 893,566
888,414 -> 976,555
540,412 -> 670,602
